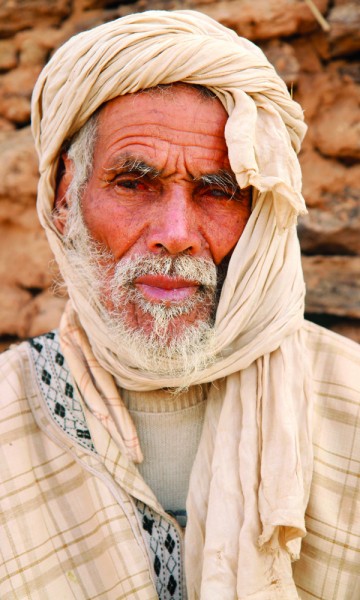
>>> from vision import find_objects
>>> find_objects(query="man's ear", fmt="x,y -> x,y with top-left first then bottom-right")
53,153 -> 74,235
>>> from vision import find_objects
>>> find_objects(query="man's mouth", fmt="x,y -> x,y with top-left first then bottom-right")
134,274 -> 200,303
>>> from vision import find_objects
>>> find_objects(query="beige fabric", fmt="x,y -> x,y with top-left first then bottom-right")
123,384 -> 207,515
30,9 -> 313,598
1,323 -> 360,599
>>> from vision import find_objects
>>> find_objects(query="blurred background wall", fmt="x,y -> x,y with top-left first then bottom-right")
0,0 -> 359,351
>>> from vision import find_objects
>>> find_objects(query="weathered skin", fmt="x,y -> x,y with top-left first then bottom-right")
56,85 -> 252,335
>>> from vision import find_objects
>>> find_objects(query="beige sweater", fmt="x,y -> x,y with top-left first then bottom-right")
121,385 -> 208,517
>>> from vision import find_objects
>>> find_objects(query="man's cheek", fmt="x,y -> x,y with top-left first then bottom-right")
201,212 -> 248,265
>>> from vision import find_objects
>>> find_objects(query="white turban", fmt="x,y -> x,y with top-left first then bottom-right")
31,10 -> 312,599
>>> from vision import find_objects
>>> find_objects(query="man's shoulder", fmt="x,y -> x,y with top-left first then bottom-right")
295,323 -> 360,597
0,331 -> 66,412
304,320 -> 360,379
0,339 -> 33,402
304,320 -> 360,437
304,319 -> 360,356
0,339 -> 40,450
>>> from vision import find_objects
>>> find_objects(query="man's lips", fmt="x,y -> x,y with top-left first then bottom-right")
135,274 -> 199,289
134,274 -> 199,303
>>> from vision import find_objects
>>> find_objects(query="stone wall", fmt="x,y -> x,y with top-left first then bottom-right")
0,0 -> 359,350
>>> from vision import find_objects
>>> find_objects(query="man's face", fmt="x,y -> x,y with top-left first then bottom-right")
57,85 -> 251,374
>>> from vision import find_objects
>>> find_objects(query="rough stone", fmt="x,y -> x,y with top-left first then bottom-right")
0,40 -> 17,71
295,69 -> 360,160
291,38 -> 323,73
0,220 -> 55,289
81,0 -> 128,8
15,27 -> 66,56
0,116 -> 14,133
0,202 -> 40,227
0,66 -> 42,124
298,189 -> 360,255
312,86 -> 360,161
303,256 -> 360,318
299,148 -> 360,206
0,0 -> 71,37
306,31 -> 331,61
294,72 -> 333,122
328,3 -> 360,58
0,128 -> 38,205
19,38 -> 49,67
200,0 -> 329,40
0,285 -> 32,337
339,62 -> 360,84
0,95 -> 31,124
261,40 -> 300,85
0,65 -> 42,96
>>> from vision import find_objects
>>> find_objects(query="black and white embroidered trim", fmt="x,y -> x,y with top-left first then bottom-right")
29,331 -> 95,453
136,500 -> 183,600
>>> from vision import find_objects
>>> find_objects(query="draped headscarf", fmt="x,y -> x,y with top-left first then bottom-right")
31,10 -> 313,599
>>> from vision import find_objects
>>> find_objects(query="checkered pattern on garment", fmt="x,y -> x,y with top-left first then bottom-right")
29,331 -> 95,451
136,500 -> 183,600
29,331 -> 184,600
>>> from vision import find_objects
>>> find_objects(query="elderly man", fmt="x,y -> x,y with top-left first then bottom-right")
1,9 -> 359,600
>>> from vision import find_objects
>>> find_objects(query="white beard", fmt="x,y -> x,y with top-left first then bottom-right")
62,197 -> 221,378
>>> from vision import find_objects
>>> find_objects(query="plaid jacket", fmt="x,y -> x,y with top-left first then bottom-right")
0,322 -> 359,599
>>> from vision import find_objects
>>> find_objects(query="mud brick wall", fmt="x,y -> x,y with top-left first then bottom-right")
0,0 -> 359,350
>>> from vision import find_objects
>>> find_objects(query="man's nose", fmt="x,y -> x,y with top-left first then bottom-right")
146,185 -> 203,255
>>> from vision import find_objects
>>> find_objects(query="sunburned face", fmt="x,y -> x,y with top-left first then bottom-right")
56,85 -> 252,371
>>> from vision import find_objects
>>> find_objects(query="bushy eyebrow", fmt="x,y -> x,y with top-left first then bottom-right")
104,155 -> 161,179
196,169 -> 240,196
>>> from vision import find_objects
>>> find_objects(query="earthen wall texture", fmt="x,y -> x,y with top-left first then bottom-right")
0,0 -> 359,349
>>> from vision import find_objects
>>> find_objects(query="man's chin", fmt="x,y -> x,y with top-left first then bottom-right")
129,310 -> 211,342
102,304 -> 216,378
108,294 -> 214,335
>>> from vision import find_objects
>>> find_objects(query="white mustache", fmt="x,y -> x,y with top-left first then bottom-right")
111,255 -> 218,288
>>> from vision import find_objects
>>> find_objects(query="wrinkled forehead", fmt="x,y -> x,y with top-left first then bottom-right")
97,83 -> 227,139
86,83 -> 232,179
97,82 -> 223,129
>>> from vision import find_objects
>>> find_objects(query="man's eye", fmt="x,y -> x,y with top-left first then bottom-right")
113,177 -> 146,191
206,187 -> 237,201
